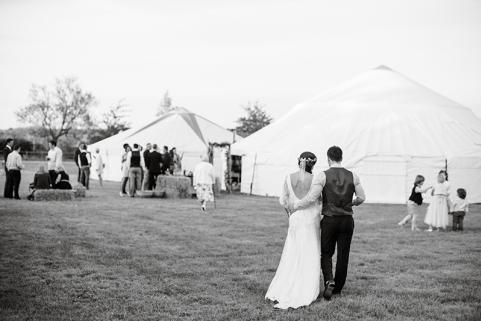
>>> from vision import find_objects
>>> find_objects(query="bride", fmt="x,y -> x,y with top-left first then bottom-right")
265,152 -> 321,309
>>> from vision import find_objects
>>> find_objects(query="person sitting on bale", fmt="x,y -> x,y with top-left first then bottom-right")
28,165 -> 52,200
53,166 -> 72,190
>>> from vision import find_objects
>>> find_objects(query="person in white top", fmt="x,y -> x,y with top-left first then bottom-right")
424,170 -> 450,232
450,188 -> 469,231
5,145 -> 25,199
193,155 -> 215,211
92,148 -> 105,187
46,140 -> 63,185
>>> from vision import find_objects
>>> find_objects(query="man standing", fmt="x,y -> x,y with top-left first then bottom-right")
73,142 -> 83,182
292,146 -> 365,300
46,140 -> 63,184
125,143 -> 145,197
6,144 -> 25,199
161,145 -> 171,175
148,144 -> 163,190
3,138 -> 14,198
142,143 -> 152,190
78,144 -> 91,189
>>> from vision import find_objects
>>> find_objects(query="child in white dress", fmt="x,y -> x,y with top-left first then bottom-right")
424,170 -> 450,232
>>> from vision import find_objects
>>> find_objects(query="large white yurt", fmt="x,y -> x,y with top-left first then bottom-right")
231,66 -> 481,204
89,107 -> 236,183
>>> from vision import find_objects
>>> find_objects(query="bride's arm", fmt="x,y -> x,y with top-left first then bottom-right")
292,172 -> 325,211
279,176 -> 289,209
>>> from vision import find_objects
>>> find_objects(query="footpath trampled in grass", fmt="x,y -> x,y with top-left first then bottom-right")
0,162 -> 480,321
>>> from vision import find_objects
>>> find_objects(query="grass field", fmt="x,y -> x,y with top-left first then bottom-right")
1,161 -> 480,321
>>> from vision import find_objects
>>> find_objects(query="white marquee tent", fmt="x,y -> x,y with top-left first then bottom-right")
232,66 -> 481,204
89,108 -> 236,183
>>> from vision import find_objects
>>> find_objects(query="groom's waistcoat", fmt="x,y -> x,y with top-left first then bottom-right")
321,167 -> 355,216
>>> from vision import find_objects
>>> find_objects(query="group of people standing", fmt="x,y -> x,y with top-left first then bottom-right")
119,143 -> 182,197
2,138 -> 73,200
398,170 -> 469,232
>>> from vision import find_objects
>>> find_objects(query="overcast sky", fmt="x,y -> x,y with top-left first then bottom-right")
1,0 -> 480,130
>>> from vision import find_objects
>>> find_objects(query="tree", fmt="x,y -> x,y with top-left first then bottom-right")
102,100 -> 130,137
16,77 -> 95,141
235,101 -> 272,137
156,91 -> 174,116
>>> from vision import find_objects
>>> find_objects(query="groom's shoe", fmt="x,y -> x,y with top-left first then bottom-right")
323,281 -> 335,301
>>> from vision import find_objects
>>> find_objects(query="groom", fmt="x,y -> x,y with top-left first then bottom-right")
291,146 -> 365,300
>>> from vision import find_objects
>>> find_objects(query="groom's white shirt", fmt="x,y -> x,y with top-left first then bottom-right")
293,163 -> 366,210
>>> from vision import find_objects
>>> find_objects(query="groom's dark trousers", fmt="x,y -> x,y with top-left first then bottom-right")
321,215 -> 354,292
321,167 -> 356,293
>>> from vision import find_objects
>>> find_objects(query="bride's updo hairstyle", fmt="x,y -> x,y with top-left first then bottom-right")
298,151 -> 317,174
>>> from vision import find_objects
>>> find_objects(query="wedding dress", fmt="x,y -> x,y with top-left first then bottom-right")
265,173 -> 321,309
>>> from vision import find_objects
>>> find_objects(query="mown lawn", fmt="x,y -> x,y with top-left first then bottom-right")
0,162 -> 480,321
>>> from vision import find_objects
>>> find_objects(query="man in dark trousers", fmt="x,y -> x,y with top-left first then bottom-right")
3,138 -> 14,197
142,143 -> 152,190
73,142 -> 83,182
161,145 -> 171,175
148,144 -> 163,190
292,146 -> 365,300
5,144 -> 25,199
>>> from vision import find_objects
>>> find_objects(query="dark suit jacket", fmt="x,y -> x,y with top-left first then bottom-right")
3,146 -> 12,171
143,150 -> 151,169
162,152 -> 172,169
74,148 -> 81,167
148,151 -> 163,174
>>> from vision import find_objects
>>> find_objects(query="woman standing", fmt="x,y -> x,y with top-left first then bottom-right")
265,152 -> 321,309
193,155 -> 215,211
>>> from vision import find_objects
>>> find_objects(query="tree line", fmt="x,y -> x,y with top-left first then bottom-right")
4,77 -> 272,153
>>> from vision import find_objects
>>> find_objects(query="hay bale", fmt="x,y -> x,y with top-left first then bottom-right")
33,189 -> 74,201
32,185 -> 86,201
155,175 -> 191,198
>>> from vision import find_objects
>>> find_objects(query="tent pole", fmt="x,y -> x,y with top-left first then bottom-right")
249,153 -> 257,195
227,145 -> 232,193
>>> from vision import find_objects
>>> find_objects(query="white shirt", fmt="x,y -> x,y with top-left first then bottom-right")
6,150 -> 24,170
47,146 -> 63,171
77,151 -> 92,167
293,163 -> 366,209
451,196 -> 469,212
92,153 -> 104,171
193,161 -> 214,185
125,148 -> 145,170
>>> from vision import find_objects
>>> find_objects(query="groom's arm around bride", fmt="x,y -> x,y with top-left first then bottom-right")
290,154 -> 365,211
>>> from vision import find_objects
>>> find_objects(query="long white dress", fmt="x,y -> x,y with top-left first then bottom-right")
424,181 -> 450,228
265,174 -> 321,309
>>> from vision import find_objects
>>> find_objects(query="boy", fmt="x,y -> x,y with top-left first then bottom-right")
450,188 -> 468,231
